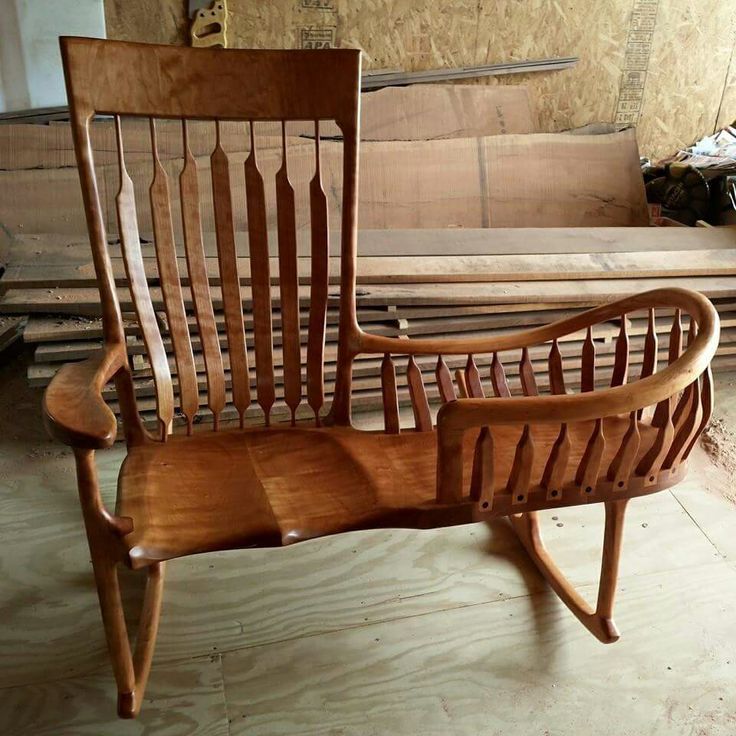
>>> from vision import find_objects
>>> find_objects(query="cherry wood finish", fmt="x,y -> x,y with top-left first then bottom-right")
47,37 -> 720,718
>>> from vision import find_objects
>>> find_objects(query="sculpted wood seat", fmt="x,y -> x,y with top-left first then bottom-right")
45,37 -> 720,719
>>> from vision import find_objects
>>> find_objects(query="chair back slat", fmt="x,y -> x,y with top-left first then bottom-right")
519,347 -> 538,396
575,418 -> 605,493
470,426 -> 494,507
581,326 -> 596,392
541,424 -> 570,500
435,355 -> 456,403
636,396 -> 674,478
682,366 -> 713,461
465,355 -> 484,398
548,339 -> 566,395
245,124 -> 276,424
640,308 -> 658,380
149,119 -> 198,433
380,353 -> 400,434
275,123 -> 302,425
114,116 -> 173,439
407,356 -> 432,432
490,353 -> 511,397
507,425 -> 534,504
211,125 -> 251,426
180,121 -> 226,426
307,123 -> 329,424
607,411 -> 641,487
610,316 -> 629,387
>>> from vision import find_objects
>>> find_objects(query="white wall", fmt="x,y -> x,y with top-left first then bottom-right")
0,0 -> 106,113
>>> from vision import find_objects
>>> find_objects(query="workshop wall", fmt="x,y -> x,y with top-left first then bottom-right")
104,0 -> 736,160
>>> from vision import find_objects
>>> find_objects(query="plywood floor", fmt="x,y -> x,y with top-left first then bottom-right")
1,348 -> 736,735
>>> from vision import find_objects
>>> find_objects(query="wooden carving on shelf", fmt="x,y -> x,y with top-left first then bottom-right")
48,37 -> 720,718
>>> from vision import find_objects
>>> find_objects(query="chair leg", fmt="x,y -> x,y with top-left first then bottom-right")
509,499 -> 628,644
89,556 -> 166,718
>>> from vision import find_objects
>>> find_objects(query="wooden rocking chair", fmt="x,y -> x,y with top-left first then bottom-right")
46,37 -> 719,718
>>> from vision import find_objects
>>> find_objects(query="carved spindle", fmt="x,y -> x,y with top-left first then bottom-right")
636,395 -> 674,482
548,339 -> 565,395
435,355 -> 456,404
519,347 -> 538,396
114,116 -> 174,440
610,315 -> 629,387
682,366 -> 713,461
149,118 -> 198,434
407,355 -> 432,432
541,424 -> 570,501
607,411 -> 641,489
669,308 -> 683,364
507,425 -> 534,504
381,353 -> 400,434
490,352 -> 511,397
276,121 -> 302,425
581,325 -> 595,393
652,309 -> 685,428
541,424 -> 572,501
470,426 -> 494,509
211,120 -> 250,427
455,369 -> 469,398
664,377 -> 702,470
307,120 -> 329,425
672,320 -> 698,428
465,354 -> 484,398
180,120 -> 226,429
640,308 -> 658,380
575,418 -> 605,494
637,308 -> 658,421
245,121 -> 276,425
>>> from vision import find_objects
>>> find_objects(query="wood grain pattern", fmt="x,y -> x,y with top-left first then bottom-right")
380,353 -> 400,434
245,124 -> 276,424
276,123 -> 302,424
114,116 -> 173,439
307,123 -> 329,424
149,119 -> 198,432
211,125 -> 250,427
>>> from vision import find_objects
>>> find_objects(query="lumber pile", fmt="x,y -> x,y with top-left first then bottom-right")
1,82 -> 732,433
3,226 -> 736,430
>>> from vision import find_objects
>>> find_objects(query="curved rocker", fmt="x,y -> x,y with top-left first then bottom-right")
510,501 -> 628,644
48,38 -> 721,717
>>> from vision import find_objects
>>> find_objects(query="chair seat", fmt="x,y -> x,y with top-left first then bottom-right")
117,417 -> 661,567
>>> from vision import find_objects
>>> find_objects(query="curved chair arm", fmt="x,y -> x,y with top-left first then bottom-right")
356,287 -> 718,359
43,343 -> 127,449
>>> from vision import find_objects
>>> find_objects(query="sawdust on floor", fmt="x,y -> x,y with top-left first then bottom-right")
700,416 -> 736,505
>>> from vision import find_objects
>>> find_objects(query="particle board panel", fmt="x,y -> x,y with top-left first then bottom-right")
637,0 -> 736,158
102,0 -> 736,160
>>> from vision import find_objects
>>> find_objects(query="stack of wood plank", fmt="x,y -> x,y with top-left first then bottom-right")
1,83 -> 734,430
2,226 -> 736,429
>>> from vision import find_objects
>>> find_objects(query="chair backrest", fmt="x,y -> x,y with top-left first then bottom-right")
61,37 -> 361,438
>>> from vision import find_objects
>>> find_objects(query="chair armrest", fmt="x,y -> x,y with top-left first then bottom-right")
43,344 -> 126,449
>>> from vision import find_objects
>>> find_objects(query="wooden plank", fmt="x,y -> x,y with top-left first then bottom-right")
7,275 -> 736,314
7,228 -> 736,270
10,248 -> 736,288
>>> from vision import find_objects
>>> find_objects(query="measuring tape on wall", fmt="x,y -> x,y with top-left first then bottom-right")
614,0 -> 660,125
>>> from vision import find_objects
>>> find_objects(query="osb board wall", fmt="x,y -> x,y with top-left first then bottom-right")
104,0 -> 736,160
